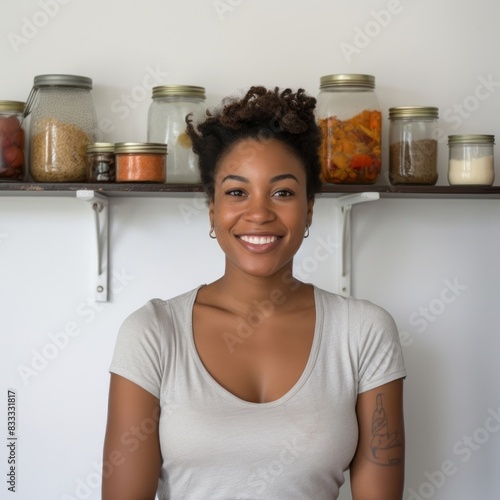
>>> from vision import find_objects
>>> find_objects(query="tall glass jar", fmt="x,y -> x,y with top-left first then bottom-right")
448,135 -> 495,186
388,106 -> 439,185
316,74 -> 382,184
147,85 -> 205,183
28,74 -> 98,182
0,100 -> 26,182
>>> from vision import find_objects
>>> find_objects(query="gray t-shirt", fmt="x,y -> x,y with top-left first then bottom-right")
109,285 -> 406,500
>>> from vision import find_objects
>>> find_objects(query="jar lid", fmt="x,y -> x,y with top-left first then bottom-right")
0,100 -> 24,112
87,142 -> 115,153
115,142 -> 168,154
389,106 -> 439,119
33,74 -> 93,89
448,134 -> 495,145
320,74 -> 375,89
152,85 -> 206,99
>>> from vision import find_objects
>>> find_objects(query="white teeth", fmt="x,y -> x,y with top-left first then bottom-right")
240,235 -> 279,245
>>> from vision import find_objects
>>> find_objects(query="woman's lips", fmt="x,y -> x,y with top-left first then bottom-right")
237,234 -> 283,252
239,235 -> 280,245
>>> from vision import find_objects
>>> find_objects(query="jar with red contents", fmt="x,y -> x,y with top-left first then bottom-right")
0,101 -> 26,181
316,74 -> 382,184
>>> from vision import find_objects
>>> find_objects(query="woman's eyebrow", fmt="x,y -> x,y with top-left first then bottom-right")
221,174 -> 248,184
270,173 -> 299,183
220,173 -> 300,184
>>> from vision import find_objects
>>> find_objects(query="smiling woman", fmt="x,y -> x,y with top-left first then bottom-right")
102,86 -> 407,500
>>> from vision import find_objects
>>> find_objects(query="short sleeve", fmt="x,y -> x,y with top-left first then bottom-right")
109,300 -> 165,398
350,299 -> 407,394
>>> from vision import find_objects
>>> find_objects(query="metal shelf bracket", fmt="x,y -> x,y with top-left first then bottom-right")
76,190 -> 109,302
334,192 -> 380,297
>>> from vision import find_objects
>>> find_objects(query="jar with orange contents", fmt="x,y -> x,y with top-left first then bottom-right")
315,74 -> 382,184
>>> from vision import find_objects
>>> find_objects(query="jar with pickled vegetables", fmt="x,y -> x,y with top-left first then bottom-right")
28,74 -> 98,182
0,100 -> 26,182
316,74 -> 382,184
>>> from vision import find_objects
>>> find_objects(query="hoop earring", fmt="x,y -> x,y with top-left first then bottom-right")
304,224 -> 310,238
209,226 -> 216,239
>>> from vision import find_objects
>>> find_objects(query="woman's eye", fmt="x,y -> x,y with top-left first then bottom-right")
226,189 -> 245,197
273,189 -> 294,197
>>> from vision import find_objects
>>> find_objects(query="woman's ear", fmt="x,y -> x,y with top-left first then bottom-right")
306,198 -> 314,228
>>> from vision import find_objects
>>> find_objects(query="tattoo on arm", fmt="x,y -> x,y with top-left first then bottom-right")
368,393 -> 403,466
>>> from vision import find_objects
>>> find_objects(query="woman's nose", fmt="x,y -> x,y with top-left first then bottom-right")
243,195 -> 276,224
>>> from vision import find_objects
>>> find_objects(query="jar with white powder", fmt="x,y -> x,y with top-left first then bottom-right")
448,135 -> 495,186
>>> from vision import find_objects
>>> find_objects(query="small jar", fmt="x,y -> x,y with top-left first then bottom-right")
87,142 -> 115,182
316,74 -> 382,184
115,142 -> 167,182
0,100 -> 26,182
448,135 -> 495,186
389,106 -> 439,185
28,74 -> 98,182
147,85 -> 205,184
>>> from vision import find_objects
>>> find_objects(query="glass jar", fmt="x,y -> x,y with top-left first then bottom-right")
448,135 -> 495,186
147,85 -> 205,184
115,142 -> 167,182
388,106 -> 439,185
28,74 -> 98,182
87,142 -> 115,182
316,74 -> 382,184
0,100 -> 26,182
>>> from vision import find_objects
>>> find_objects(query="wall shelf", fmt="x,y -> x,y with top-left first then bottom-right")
2,182 -> 500,198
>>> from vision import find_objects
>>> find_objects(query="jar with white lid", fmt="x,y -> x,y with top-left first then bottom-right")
388,106 -> 439,185
316,74 -> 382,184
28,74 -> 98,182
0,100 -> 26,181
147,85 -> 205,184
448,135 -> 495,186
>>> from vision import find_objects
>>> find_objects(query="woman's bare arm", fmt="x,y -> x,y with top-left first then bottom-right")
350,378 -> 405,500
102,374 -> 162,500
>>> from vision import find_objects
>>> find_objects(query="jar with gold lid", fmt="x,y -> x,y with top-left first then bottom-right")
0,100 -> 26,181
86,142 -> 115,182
316,74 -> 382,184
115,142 -> 167,183
389,106 -> 439,185
147,85 -> 205,183
448,135 -> 495,186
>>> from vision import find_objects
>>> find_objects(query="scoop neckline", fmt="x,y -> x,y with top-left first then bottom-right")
186,284 -> 323,408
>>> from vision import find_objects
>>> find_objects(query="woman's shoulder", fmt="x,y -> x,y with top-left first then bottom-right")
121,285 -> 203,329
313,285 -> 395,326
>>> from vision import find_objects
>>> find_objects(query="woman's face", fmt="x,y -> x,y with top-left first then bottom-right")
210,138 -> 314,280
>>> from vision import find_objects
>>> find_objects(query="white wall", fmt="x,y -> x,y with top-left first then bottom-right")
1,1 -> 500,499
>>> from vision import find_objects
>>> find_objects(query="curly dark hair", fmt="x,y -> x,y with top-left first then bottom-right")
185,86 -> 322,200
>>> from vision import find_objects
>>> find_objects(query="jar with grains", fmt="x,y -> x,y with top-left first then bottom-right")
448,135 -> 495,186
87,142 -> 115,182
389,106 -> 439,185
115,142 -> 167,183
316,74 -> 382,184
0,100 -> 26,182
147,85 -> 205,184
28,74 -> 98,182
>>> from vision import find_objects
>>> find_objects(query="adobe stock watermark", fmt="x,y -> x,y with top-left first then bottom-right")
222,235 -> 338,353
98,64 -> 170,137
7,0 -> 72,54
213,0 -> 243,21
16,268 -> 134,386
434,74 -> 500,143
407,405 -> 500,499
399,277 -> 468,347
60,403 -> 178,500
237,437 -> 305,498
340,0 -> 405,63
